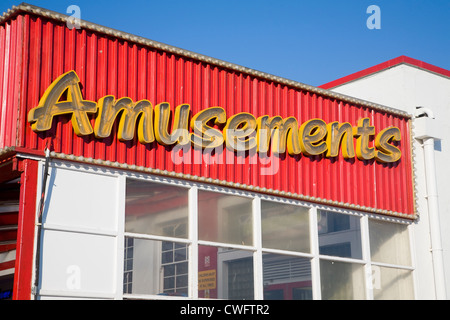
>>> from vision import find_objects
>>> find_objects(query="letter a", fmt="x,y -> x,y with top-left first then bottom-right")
28,70 -> 97,135
366,5 -> 381,30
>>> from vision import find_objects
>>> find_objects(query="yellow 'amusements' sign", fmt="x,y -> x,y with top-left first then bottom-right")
28,71 -> 402,163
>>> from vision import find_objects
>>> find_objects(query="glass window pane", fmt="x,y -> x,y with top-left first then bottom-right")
198,191 -> 253,246
198,245 -> 254,299
162,251 -> 173,264
125,179 -> 189,239
261,201 -> 310,253
164,277 -> 175,290
175,248 -> 187,262
263,253 -> 312,300
320,260 -> 366,300
123,237 -> 189,297
369,219 -> 411,266
177,275 -> 188,288
164,264 -> 175,277
177,262 -> 188,275
123,237 -> 134,294
162,241 -> 173,251
318,211 -> 362,259
372,266 -> 414,300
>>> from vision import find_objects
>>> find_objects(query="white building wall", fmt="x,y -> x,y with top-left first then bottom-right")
36,163 -> 124,299
327,64 -> 450,299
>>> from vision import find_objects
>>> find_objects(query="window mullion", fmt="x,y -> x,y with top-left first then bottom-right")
188,186 -> 199,299
117,175 -> 126,300
309,207 -> 321,300
252,196 -> 263,300
361,215 -> 374,300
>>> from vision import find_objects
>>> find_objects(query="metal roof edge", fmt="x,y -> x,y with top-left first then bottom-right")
320,55 -> 450,90
0,3 -> 411,119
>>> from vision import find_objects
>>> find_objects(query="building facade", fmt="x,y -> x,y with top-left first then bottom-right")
0,4 -> 446,300
320,56 -> 450,299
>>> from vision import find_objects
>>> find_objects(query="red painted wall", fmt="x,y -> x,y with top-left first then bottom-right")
0,11 -> 415,217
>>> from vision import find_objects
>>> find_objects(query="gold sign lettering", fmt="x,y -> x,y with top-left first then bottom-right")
223,113 -> 257,151
154,103 -> 190,146
374,127 -> 401,163
28,71 -> 403,163
28,71 -> 97,135
299,119 -> 328,156
326,122 -> 355,159
353,117 -> 377,160
94,96 -> 154,143
190,107 -> 226,149
256,116 -> 300,155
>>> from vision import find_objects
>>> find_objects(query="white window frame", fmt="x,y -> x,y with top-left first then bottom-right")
119,170 -> 416,300
34,161 -> 416,300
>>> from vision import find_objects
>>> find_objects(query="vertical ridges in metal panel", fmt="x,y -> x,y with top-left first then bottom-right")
0,20 -> 6,149
75,25 -> 86,158
96,35 -> 107,161
0,15 -> 21,149
84,30 -> 96,160
9,15 -> 19,149
11,15 -> 22,147
0,17 -> 10,148
26,16 -> 38,150
16,14 -> 28,148
16,14 -> 415,216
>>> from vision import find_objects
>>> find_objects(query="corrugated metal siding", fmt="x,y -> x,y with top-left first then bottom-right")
0,14 -> 26,149
6,13 -> 414,217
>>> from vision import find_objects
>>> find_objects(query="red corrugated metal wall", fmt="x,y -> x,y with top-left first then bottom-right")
2,12 -> 415,217
0,14 -> 26,149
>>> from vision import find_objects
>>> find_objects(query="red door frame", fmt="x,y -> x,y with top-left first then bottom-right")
13,158 -> 39,300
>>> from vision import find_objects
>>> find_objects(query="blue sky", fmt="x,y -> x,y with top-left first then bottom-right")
1,0 -> 449,86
